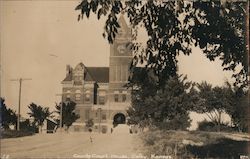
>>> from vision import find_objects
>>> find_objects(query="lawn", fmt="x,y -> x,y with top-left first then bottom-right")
140,130 -> 249,158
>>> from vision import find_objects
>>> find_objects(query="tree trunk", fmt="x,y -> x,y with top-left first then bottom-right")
217,112 -> 221,132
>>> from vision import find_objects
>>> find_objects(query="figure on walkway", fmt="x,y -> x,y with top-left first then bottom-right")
90,136 -> 93,143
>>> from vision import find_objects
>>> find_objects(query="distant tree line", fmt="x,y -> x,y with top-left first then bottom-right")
0,97 -> 79,133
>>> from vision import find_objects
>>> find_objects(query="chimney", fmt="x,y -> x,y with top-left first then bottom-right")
66,65 -> 71,76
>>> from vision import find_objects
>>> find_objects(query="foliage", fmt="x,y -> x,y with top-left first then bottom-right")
20,119 -> 39,133
85,119 -> 94,132
197,120 -> 233,132
141,130 -> 248,158
195,81 -> 248,132
196,82 -> 233,131
1,129 -> 35,139
76,0 -> 248,88
27,103 -> 52,133
154,113 -> 191,131
186,138 -> 249,158
224,85 -> 248,132
55,100 -> 80,130
0,97 -> 17,129
127,74 -> 196,130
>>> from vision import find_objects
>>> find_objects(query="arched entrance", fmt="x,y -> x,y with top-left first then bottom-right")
113,113 -> 126,126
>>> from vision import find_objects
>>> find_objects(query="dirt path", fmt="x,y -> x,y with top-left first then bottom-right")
1,132 -> 144,159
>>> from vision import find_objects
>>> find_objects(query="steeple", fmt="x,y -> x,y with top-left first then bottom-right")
116,14 -> 131,39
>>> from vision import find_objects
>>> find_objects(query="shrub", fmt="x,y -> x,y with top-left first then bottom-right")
154,113 -> 191,130
1,130 -> 35,138
197,120 -> 234,132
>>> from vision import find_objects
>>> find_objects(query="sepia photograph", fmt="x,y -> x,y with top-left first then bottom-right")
0,0 -> 249,158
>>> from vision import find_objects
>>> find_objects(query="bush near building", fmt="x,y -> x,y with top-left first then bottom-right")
1,129 -> 35,139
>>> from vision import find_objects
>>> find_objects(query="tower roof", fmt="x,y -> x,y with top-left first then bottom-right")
118,14 -> 129,31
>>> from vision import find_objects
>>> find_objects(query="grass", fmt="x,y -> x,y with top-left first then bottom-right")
187,138 -> 249,158
0,129 -> 35,139
140,130 -> 249,158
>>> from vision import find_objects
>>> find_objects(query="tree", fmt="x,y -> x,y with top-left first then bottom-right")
196,82 -> 233,132
224,84 -> 248,132
27,103 -> 52,133
55,100 -> 79,131
127,74 -> 196,130
76,0 -> 248,88
0,97 -> 17,129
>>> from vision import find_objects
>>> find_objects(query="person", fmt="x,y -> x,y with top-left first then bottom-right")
111,128 -> 113,134
89,128 -> 93,143
90,136 -> 93,143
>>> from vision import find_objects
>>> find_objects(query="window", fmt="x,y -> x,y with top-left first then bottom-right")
102,114 -> 106,120
114,94 -> 119,102
122,94 -> 126,102
85,90 -> 91,103
75,89 -> 81,93
65,90 -> 71,99
85,94 -> 90,102
99,91 -> 106,105
122,91 -> 127,102
99,96 -> 105,105
117,65 -> 121,81
66,90 -> 71,94
75,94 -> 81,101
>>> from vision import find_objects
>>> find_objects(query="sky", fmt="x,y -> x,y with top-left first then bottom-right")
0,1 -> 235,129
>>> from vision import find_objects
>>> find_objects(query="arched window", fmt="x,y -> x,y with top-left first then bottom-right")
75,90 -> 81,94
75,90 -> 81,101
75,94 -> 81,101
65,90 -> 71,100
66,90 -> 71,94
85,90 -> 91,103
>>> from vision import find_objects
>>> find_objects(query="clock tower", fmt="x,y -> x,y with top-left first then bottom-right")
109,15 -> 132,85
109,15 -> 132,110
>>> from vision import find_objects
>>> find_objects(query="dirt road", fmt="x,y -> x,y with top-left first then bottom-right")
1,131 -> 144,159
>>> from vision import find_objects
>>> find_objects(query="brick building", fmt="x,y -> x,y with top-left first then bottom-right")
61,15 -> 132,133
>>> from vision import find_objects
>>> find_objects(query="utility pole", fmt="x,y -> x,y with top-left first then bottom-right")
56,93 -> 63,132
98,108 -> 102,133
10,78 -> 32,131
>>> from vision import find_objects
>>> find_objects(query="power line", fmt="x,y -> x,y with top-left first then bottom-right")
10,78 -> 32,131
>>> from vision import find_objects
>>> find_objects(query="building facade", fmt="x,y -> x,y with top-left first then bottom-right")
61,15 -> 132,133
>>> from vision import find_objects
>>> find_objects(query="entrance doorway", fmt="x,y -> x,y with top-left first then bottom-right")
113,113 -> 126,126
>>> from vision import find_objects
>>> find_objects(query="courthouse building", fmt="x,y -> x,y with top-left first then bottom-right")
61,15 -> 132,133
